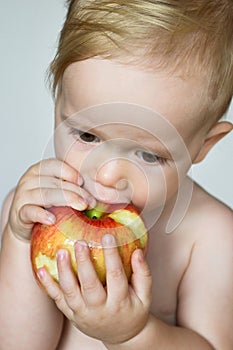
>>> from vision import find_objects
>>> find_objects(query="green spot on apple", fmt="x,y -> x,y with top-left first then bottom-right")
85,208 -> 105,220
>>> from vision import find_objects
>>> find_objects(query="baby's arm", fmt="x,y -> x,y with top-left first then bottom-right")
0,159 -> 94,350
0,198 -> 64,350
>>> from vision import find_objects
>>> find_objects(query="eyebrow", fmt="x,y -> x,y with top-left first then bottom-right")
61,112 -> 173,159
61,113 -> 94,130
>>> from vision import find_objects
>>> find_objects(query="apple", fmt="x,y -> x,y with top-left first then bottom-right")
31,204 -> 148,286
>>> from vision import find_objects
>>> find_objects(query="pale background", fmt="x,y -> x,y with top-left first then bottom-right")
0,0 -> 232,213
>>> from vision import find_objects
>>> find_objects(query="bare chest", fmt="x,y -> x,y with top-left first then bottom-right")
146,230 -> 190,324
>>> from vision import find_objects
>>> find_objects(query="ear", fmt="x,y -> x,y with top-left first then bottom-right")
193,121 -> 233,164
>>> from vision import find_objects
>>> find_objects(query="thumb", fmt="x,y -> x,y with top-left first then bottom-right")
130,249 -> 152,305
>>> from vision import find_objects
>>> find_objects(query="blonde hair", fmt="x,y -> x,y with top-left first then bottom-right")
50,0 -> 233,119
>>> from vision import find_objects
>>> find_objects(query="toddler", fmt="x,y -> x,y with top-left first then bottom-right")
0,1 -> 233,349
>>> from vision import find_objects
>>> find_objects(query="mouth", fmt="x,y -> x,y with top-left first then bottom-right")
93,201 -> 128,213
94,201 -> 142,215
81,179 -> 138,212
84,180 -> 130,206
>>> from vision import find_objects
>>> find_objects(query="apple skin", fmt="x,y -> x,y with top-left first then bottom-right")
31,205 -> 148,286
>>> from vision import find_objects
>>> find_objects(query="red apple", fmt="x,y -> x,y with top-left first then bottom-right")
31,204 -> 148,286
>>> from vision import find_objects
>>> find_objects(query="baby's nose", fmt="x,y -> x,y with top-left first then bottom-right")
95,158 -> 130,190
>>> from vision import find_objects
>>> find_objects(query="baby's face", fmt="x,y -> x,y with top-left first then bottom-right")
54,59 -> 209,216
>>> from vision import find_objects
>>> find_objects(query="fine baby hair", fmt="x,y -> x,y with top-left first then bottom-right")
50,0 -> 233,122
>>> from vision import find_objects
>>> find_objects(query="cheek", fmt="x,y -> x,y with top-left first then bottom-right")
54,124 -> 68,160
62,146 -> 88,171
54,125 -> 88,168
141,166 -> 180,210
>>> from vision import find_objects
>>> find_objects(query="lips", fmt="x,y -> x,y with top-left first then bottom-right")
79,176 -> 140,213
82,178 -> 132,206
100,202 -> 129,213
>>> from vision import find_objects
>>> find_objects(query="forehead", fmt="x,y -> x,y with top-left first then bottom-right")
60,58 -> 208,139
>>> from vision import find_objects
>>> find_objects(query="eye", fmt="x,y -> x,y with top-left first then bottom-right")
69,128 -> 100,144
135,150 -> 167,165
79,131 -> 100,143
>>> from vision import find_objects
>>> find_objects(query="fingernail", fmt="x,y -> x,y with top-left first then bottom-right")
37,268 -> 46,281
56,249 -> 68,261
75,241 -> 88,253
102,234 -> 116,247
46,213 -> 56,224
71,199 -> 87,211
88,197 -> 97,209
77,175 -> 84,186
137,249 -> 144,263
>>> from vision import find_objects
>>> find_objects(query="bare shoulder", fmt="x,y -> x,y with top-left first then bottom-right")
179,180 -> 233,271
173,178 -> 233,240
184,181 -> 233,240
0,189 -> 15,236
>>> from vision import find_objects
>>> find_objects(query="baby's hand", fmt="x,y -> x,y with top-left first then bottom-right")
8,158 -> 95,241
37,235 -> 152,345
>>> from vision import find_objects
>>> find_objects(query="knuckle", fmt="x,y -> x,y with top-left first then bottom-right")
104,246 -> 116,257
25,164 -> 35,175
63,287 -> 76,300
26,162 -> 40,176
76,250 -> 88,264
61,164 -> 78,183
77,254 -> 86,264
108,267 -> 124,280
12,191 -> 22,206
62,170 -> 76,184
143,266 -> 152,279
82,279 -> 98,293
53,292 -> 64,306
18,205 -> 26,222
19,205 -> 32,224
51,177 -> 62,189
18,173 -> 32,189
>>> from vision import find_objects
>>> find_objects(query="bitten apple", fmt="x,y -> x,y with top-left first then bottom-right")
31,204 -> 148,286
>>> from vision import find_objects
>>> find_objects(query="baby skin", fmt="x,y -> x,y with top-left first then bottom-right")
0,59 -> 232,350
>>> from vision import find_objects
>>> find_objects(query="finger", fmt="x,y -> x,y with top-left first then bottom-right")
11,205 -> 56,240
75,241 -> 106,306
36,267 -> 74,320
19,204 -> 56,226
20,176 -> 96,208
56,249 -> 84,313
130,249 -> 152,305
27,187 -> 88,211
102,234 -> 129,302
27,159 -> 84,186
